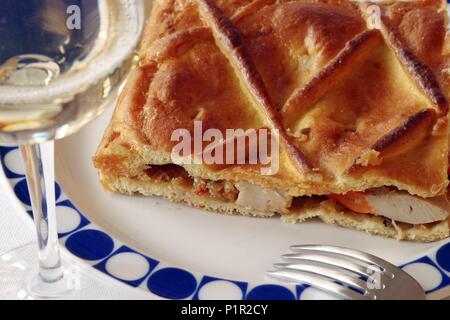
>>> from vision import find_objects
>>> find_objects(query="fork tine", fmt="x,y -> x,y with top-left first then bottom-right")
282,253 -> 369,277
290,245 -> 397,274
274,263 -> 368,292
267,269 -> 371,300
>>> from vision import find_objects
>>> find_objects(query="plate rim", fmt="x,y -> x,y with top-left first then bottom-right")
1,145 -> 449,300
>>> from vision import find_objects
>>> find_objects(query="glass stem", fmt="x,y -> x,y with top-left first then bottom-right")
20,141 -> 64,284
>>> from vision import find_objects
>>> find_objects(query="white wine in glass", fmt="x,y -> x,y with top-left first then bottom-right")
0,0 -> 144,299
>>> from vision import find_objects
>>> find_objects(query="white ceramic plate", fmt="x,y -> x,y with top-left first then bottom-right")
3,102 -> 450,300
56,106 -> 450,300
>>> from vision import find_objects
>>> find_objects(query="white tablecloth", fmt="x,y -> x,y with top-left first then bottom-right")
0,189 -> 151,300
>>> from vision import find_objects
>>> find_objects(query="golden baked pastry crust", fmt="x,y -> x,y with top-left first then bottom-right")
94,0 -> 450,241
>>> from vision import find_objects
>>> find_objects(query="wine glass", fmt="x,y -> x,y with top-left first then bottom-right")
0,0 -> 144,299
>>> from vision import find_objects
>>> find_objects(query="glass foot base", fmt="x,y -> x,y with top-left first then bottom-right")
0,243 -> 80,300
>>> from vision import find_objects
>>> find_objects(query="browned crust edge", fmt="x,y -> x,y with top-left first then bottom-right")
360,2 -> 449,115
349,109 -> 438,171
382,19 -> 448,114
196,0 -> 314,173
281,29 -> 382,127
141,27 -> 213,65
231,0 -> 276,22
371,109 -> 437,153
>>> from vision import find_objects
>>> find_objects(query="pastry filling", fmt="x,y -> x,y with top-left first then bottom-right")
145,165 -> 239,202
144,164 -> 450,224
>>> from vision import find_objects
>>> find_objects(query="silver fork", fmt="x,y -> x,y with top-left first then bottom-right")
267,245 -> 426,300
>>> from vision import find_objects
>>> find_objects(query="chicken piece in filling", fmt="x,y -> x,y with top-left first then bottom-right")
330,189 -> 449,225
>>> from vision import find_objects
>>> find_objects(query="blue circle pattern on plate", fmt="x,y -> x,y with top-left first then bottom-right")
193,276 -> 248,300
66,229 -> 115,261
246,284 -> 296,300
1,145 -> 449,300
14,178 -> 61,207
436,242 -> 450,273
95,246 -> 159,288
147,267 -> 198,300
